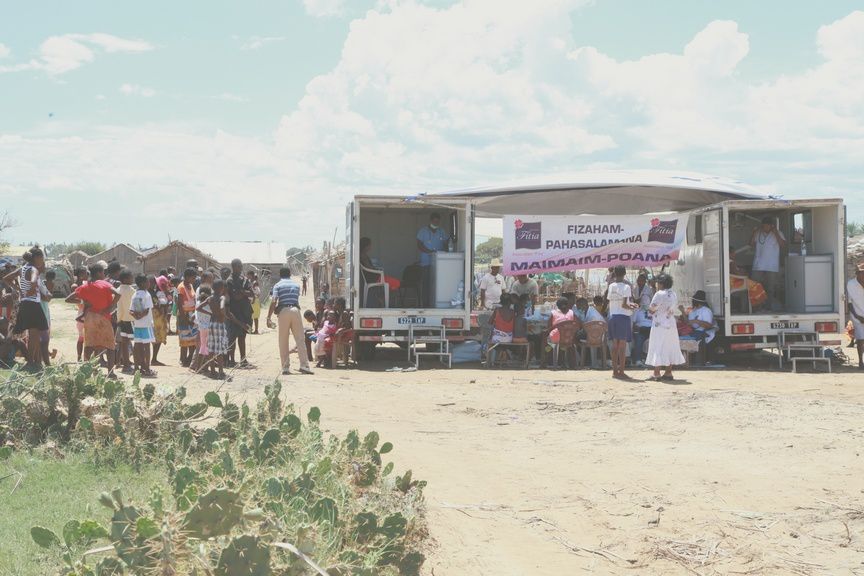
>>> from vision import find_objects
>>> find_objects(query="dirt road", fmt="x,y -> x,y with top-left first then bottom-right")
44,298 -> 864,575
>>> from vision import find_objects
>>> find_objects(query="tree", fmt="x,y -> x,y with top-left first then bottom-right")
0,212 -> 14,255
847,221 -> 864,238
474,237 -> 503,265
45,241 -> 107,257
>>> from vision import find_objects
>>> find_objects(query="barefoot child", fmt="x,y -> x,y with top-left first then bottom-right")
195,286 -> 213,375
130,274 -> 156,377
207,279 -> 229,379
71,267 -> 89,361
39,269 -> 58,366
177,268 -> 198,367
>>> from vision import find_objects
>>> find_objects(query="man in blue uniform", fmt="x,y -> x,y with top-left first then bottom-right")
416,212 -> 450,308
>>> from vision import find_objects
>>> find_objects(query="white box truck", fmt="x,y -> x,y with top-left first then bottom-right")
670,197 -> 846,351
345,195 -> 474,354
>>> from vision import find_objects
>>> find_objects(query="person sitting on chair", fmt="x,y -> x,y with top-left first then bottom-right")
548,297 -> 577,345
680,290 -> 717,364
359,237 -> 400,307
489,294 -> 516,345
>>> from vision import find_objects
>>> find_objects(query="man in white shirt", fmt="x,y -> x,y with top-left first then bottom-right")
478,259 -> 505,310
750,216 -> 786,311
846,264 -> 864,368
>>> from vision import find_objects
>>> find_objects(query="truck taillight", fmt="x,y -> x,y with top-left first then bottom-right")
814,322 -> 837,333
732,323 -> 754,335
360,318 -> 382,329
442,318 -> 463,329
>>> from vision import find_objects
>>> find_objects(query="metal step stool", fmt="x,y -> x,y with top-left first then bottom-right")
408,324 -> 452,369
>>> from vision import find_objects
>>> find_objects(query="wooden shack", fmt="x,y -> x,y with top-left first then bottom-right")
310,244 -> 347,300
86,243 -> 143,273
141,241 -> 219,275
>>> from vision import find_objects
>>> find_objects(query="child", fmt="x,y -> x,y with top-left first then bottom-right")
247,270 -> 261,334
39,269 -> 58,366
303,309 -> 318,361
116,269 -> 136,373
71,267 -> 90,361
151,275 -> 170,365
314,310 -> 339,367
207,279 -> 228,379
169,276 -> 181,335
130,274 -> 156,377
177,268 -> 198,367
195,286 -> 213,375
0,317 -> 28,368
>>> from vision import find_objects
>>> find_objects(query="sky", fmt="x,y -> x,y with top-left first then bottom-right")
1,0 -> 863,249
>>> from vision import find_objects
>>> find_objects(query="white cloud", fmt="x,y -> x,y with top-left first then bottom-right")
119,83 -> 156,97
4,5 -> 864,245
303,0 -> 345,18
278,0 -> 610,191
0,43 -> 10,59
0,33 -> 152,75
240,36 -> 286,50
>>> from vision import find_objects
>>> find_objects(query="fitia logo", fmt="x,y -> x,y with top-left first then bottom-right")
648,218 -> 678,244
514,220 -> 542,249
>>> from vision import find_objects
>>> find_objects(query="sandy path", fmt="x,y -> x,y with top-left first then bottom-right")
44,298 -> 864,575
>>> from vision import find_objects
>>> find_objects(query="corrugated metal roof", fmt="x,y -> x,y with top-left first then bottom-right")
190,241 -> 288,265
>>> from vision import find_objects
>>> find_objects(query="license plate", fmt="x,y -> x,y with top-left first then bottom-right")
771,321 -> 799,330
398,316 -> 427,325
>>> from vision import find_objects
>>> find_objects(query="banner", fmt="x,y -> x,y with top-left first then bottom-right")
503,214 -> 687,274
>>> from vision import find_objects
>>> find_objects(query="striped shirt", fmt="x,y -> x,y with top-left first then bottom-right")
271,278 -> 300,312
19,265 -> 40,303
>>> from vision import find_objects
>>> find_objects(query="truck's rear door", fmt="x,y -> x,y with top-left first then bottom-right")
702,207 -> 728,320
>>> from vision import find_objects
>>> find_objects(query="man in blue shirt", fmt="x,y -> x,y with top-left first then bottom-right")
266,267 -> 313,375
416,212 -> 450,307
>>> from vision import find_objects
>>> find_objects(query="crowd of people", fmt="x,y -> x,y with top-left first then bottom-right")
477,263 -> 719,380
0,246 -> 351,378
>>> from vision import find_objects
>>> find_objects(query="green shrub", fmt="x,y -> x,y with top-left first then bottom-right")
2,364 -> 427,575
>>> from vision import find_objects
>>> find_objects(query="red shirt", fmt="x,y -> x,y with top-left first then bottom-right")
75,280 -> 115,317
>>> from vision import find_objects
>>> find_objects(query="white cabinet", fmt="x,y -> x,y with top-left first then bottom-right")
786,254 -> 834,313
431,252 -> 464,308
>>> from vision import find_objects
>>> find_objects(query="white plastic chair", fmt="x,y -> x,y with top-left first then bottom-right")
361,263 -> 389,308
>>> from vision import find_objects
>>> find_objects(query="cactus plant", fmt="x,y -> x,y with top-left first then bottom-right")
215,535 -> 270,576
183,488 -> 243,539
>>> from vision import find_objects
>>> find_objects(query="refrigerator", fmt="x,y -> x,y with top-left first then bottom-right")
430,252 -> 465,308
786,254 -> 834,313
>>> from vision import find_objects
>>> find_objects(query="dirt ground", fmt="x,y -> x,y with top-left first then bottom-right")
41,296 -> 864,576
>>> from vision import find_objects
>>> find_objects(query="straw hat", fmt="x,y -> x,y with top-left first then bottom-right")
490,258 -> 502,267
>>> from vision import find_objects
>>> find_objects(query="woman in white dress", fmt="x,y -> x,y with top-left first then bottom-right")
646,274 -> 686,381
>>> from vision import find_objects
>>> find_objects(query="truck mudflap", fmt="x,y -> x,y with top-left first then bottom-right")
729,339 -> 841,352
